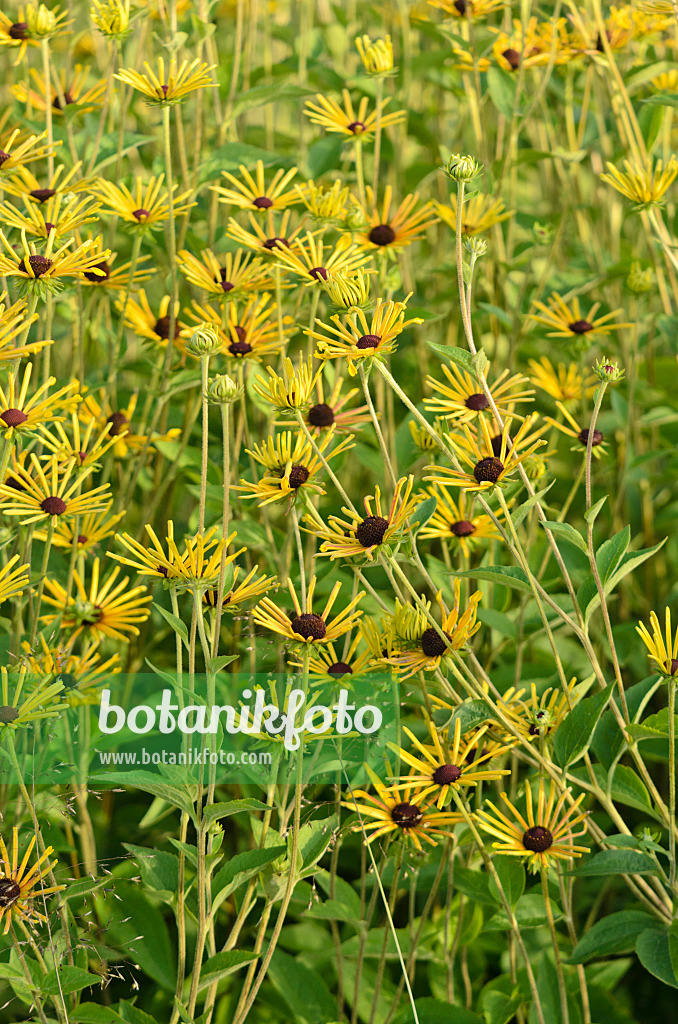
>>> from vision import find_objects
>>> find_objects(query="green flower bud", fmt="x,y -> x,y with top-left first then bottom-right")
208,374 -> 244,404
444,154 -> 483,183
185,323 -> 222,357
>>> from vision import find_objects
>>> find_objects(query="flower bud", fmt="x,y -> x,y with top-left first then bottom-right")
533,221 -> 555,245
26,2 -> 58,37
626,261 -> 653,294
323,269 -> 371,312
185,322 -> 222,357
90,0 -> 131,38
593,356 -> 625,384
444,154 -> 482,183
207,374 -> 244,404
355,34 -> 395,75
465,237 -> 488,258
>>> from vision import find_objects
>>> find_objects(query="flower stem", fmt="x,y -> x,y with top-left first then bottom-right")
541,868 -> 570,1024
199,354 -> 210,534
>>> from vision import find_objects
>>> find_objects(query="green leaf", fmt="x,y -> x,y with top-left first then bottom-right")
102,885 -> 177,990
487,66 -> 517,119
642,92 -> 678,109
567,911 -> 661,964
268,948 -> 336,1024
541,520 -> 588,554
486,893 -> 563,930
426,342 -> 479,380
413,496 -> 437,533
453,565 -> 532,594
636,928 -> 678,988
90,771 -> 197,822
510,481 -> 556,529
578,539 -> 666,625
230,83 -> 314,119
572,762 -> 654,817
489,856 -> 524,908
71,1005 -> 125,1023
449,699 -> 494,733
585,495 -> 607,524
203,799 -> 271,826
453,866 -> 498,907
393,998 -> 484,1024
569,849 -> 658,877
206,654 -> 239,674
553,685 -> 613,767
196,950 -> 259,990
596,526 -> 631,584
153,603 -> 188,644
211,846 -> 287,914
122,844 -> 179,895
298,813 -> 338,869
42,967 -> 99,996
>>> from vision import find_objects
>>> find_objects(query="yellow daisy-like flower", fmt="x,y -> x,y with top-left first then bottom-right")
492,16 -> 575,71
212,160 -> 299,213
12,65 -> 106,115
322,268 -> 372,312
600,156 -> 678,208
110,523 -> 245,591
41,557 -> 152,642
0,828 -> 65,934
225,209 -> 306,258
253,356 -> 323,411
304,89 -> 405,141
342,764 -> 463,850
305,475 -> 420,560
0,455 -> 110,526
24,2 -> 72,38
637,609 -> 678,678
0,11 -> 38,64
418,485 -> 502,556
182,294 -> 288,361
389,718 -> 511,809
39,411 -> 119,472
496,678 -> 583,742
408,417 -> 448,453
238,428 -> 354,507
0,230 -> 111,293
287,634 -> 374,685
275,232 -> 371,287
202,564 -> 278,612
118,290 -> 184,348
0,192 -> 101,241
429,0 -> 504,17
0,294 -> 50,362
21,635 -> 121,706
90,0 -> 132,39
435,191 -> 512,236
0,363 -> 79,440
0,129 -> 58,174
294,180 -> 350,224
355,33 -> 395,75
545,402 -> 609,459
308,295 -> 423,375
91,174 -> 194,229
387,582 -> 482,679
290,373 -> 370,435
352,185 -> 438,252
0,665 -> 65,732
651,70 -> 678,92
34,503 -> 125,556
529,291 -> 632,343
426,414 -> 546,492
424,364 -> 534,423
528,357 -> 594,404
0,554 -> 31,603
253,575 -> 364,646
77,391 -> 180,457
477,779 -> 589,873
2,162 -> 94,203
115,56 -> 215,103
451,46 -> 492,73
76,238 -> 154,289
177,248 -> 272,297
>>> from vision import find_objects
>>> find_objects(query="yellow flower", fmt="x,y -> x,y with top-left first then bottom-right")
307,294 -> 423,374
322,268 -> 372,311
177,248 -> 272,297
253,575 -> 364,645
115,56 -> 215,103
24,1 -> 71,37
0,828 -> 65,934
212,159 -> 299,212
225,209 -> 306,257
0,129 -> 57,175
600,156 -> 678,208
651,70 -> 678,93
304,90 -> 406,141
90,0 -> 132,38
253,356 -> 324,411
12,65 -> 106,115
387,582 -> 482,679
429,0 -> 505,18
0,294 -> 50,362
0,229 -> 111,295
294,179 -> 350,223
1,161 -> 93,202
0,454 -> 110,526
21,635 -> 120,706
0,192 -> 101,241
77,235 -> 153,290
477,779 -> 589,873
34,503 -> 125,556
435,191 -> 512,236
41,557 -> 152,642
418,485 -> 502,556
305,475 -> 420,560
528,291 -> 632,343
545,402 -> 609,459
274,232 -> 371,287
450,46 -> 492,72
77,391 -> 180,457
91,174 -> 194,229
203,564 -> 278,612
637,609 -> 678,678
424,363 -> 534,422
0,554 -> 31,603
0,363 -> 79,439
426,413 -> 546,492
118,290 -> 184,348
238,428 -> 354,507
0,665 -> 65,731
183,294 -> 288,362
0,11 -> 39,64
528,357 -> 593,403
290,373 -> 370,435
342,764 -> 463,850
496,679 -> 584,742
355,34 -> 395,75
352,185 -> 438,252
287,634 -> 373,685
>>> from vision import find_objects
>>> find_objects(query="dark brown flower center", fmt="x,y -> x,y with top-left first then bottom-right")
30,188 -> 55,202
309,266 -> 328,281
77,535 -> 87,545
670,659 -> 678,676
357,334 -> 381,350
347,120 -> 367,133
253,196 -> 273,209
577,428 -> 604,447
465,392 -> 489,411
307,403 -> 335,427
0,706 -> 19,724
327,661 -> 353,676
288,464 -> 310,489
0,151 -> 9,166
502,48 -> 521,69
83,260 -> 111,283
53,91 -> 75,110
450,519 -> 475,538
433,763 -> 462,785
522,825 -> 553,853
0,879 -> 21,906
154,315 -> 180,340
263,236 -> 290,250
473,457 -> 504,484
356,515 -> 389,548
229,341 -> 253,356
18,254 -> 52,277
391,802 -> 423,828
107,412 -> 130,437
369,223 -> 396,246
421,628 -> 452,658
132,208 -> 150,221
219,267 -> 235,291
291,612 -> 326,640
568,319 -> 593,335
41,496 -> 67,515
9,22 -> 30,39
5,476 -> 25,492
0,409 -> 28,427
454,0 -> 467,12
